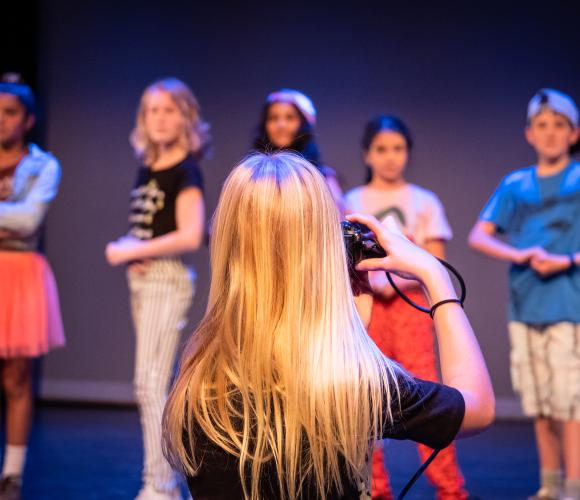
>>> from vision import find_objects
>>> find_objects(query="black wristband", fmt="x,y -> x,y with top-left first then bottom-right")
430,299 -> 463,319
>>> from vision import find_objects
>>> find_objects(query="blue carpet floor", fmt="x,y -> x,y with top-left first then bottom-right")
15,405 -> 537,499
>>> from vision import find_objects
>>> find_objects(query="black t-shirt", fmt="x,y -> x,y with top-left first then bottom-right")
186,375 -> 465,500
128,155 -> 203,240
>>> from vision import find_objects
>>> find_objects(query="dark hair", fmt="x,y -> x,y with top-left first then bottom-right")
361,115 -> 413,183
252,102 -> 321,167
0,73 -> 36,115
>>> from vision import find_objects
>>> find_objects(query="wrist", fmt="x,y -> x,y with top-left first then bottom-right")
415,258 -> 445,282
421,265 -> 457,304
511,247 -> 525,264
430,298 -> 463,319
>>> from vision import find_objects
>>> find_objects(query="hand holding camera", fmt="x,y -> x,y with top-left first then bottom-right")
343,213 -> 444,283
343,213 -> 466,316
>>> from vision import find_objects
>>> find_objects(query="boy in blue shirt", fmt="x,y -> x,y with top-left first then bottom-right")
469,89 -> 580,500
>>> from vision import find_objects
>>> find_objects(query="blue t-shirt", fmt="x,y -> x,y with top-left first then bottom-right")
480,161 -> 580,324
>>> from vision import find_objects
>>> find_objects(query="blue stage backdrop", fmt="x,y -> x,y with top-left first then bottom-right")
37,0 -> 580,413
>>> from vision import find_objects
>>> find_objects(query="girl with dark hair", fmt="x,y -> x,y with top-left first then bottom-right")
345,115 -> 469,500
0,74 -> 65,499
252,89 -> 344,214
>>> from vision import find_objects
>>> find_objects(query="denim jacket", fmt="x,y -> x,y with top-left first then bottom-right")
0,144 -> 61,251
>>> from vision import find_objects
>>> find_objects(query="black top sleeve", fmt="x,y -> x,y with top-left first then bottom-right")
383,374 -> 465,450
177,156 -> 204,193
133,166 -> 147,188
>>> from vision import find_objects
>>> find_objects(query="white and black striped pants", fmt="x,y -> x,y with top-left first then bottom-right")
128,258 -> 194,493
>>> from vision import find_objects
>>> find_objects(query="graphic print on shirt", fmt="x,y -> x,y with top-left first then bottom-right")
373,205 -> 420,242
0,166 -> 17,201
374,206 -> 406,227
129,179 -> 165,240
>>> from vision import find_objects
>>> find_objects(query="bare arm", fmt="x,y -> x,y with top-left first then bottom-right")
468,220 -> 543,264
530,250 -> 579,277
106,187 -> 205,266
130,187 -> 205,259
422,267 -> 495,436
348,213 -> 495,436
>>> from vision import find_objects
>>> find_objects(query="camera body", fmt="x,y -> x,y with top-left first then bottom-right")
341,220 -> 387,268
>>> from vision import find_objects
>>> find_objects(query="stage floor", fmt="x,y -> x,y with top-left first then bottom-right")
18,404 -> 537,499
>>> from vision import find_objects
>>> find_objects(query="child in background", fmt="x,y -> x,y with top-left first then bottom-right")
0,74 -> 65,500
345,115 -> 469,500
469,89 -> 580,500
251,88 -> 344,214
105,78 -> 208,500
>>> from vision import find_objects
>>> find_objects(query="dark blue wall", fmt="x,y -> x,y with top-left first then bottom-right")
37,0 -> 580,405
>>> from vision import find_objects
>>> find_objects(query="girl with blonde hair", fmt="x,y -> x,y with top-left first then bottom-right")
106,78 -> 208,500
163,152 -> 494,500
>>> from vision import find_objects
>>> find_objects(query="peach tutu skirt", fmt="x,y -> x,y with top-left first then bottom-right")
0,251 -> 65,358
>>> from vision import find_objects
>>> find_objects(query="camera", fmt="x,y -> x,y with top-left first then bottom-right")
341,220 -> 387,268
342,220 -> 466,313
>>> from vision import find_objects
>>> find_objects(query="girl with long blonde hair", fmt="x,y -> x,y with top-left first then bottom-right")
163,152 -> 494,500
105,78 -> 209,500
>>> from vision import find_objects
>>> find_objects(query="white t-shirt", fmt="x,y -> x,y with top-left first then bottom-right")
344,183 -> 452,247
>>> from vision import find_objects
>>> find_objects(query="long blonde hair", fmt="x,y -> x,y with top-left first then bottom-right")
163,152 -> 404,499
130,78 -> 210,164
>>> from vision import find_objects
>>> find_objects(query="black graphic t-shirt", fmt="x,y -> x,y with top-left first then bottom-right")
128,155 -> 204,240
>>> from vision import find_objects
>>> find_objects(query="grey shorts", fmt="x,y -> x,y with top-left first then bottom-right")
509,321 -> 580,421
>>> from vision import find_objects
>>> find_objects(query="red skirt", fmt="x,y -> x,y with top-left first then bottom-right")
0,251 -> 65,358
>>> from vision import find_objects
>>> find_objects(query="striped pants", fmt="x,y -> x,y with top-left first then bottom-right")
368,290 -> 468,500
128,258 -> 194,494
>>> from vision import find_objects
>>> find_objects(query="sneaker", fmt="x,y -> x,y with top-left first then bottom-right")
135,484 -> 182,500
528,487 -> 561,500
561,491 -> 580,500
0,476 -> 22,500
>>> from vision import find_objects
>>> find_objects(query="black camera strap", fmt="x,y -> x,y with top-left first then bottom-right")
385,259 -> 465,498
396,448 -> 441,499
385,258 -> 466,314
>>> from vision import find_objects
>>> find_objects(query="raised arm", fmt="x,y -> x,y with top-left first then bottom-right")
369,237 -> 446,301
421,264 -> 495,435
348,213 -> 495,436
